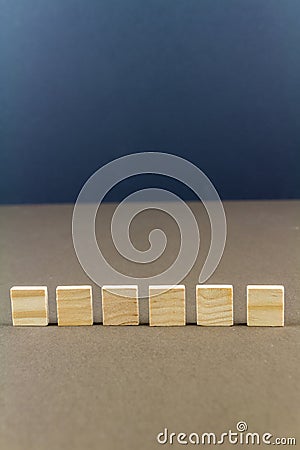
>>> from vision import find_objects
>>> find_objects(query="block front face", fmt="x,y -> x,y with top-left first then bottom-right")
247,285 -> 284,327
102,286 -> 139,325
10,286 -> 48,326
56,286 -> 93,326
196,285 -> 233,326
149,286 -> 186,326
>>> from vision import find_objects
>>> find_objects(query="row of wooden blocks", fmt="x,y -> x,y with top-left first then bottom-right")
10,284 -> 284,327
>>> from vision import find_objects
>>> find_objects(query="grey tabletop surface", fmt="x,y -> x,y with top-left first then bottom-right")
0,201 -> 299,449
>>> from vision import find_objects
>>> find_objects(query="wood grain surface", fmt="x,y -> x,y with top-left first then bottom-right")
10,286 -> 48,326
149,285 -> 186,326
196,285 -> 233,326
102,286 -> 139,325
247,285 -> 284,326
56,285 -> 93,326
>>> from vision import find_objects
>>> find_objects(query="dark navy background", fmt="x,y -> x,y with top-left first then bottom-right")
1,0 -> 300,203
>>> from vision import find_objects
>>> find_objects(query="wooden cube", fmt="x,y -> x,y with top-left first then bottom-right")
102,285 -> 139,325
56,285 -> 93,326
149,285 -> 186,326
196,284 -> 233,326
247,285 -> 284,326
10,286 -> 48,326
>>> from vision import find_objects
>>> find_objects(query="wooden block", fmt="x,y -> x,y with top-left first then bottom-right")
102,285 -> 139,325
56,285 -> 93,326
10,286 -> 48,326
196,284 -> 233,326
247,285 -> 284,326
149,285 -> 186,326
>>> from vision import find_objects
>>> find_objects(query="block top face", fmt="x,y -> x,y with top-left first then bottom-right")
247,285 -> 284,291
56,285 -> 92,291
149,285 -> 185,294
11,286 -> 47,295
102,285 -> 137,290
102,286 -> 137,298
197,284 -> 232,290
149,285 -> 185,290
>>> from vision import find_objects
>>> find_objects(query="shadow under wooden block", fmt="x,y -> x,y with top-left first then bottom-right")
56,286 -> 93,326
10,286 -> 48,326
102,286 -> 139,325
247,285 -> 284,327
196,285 -> 233,326
149,285 -> 186,326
